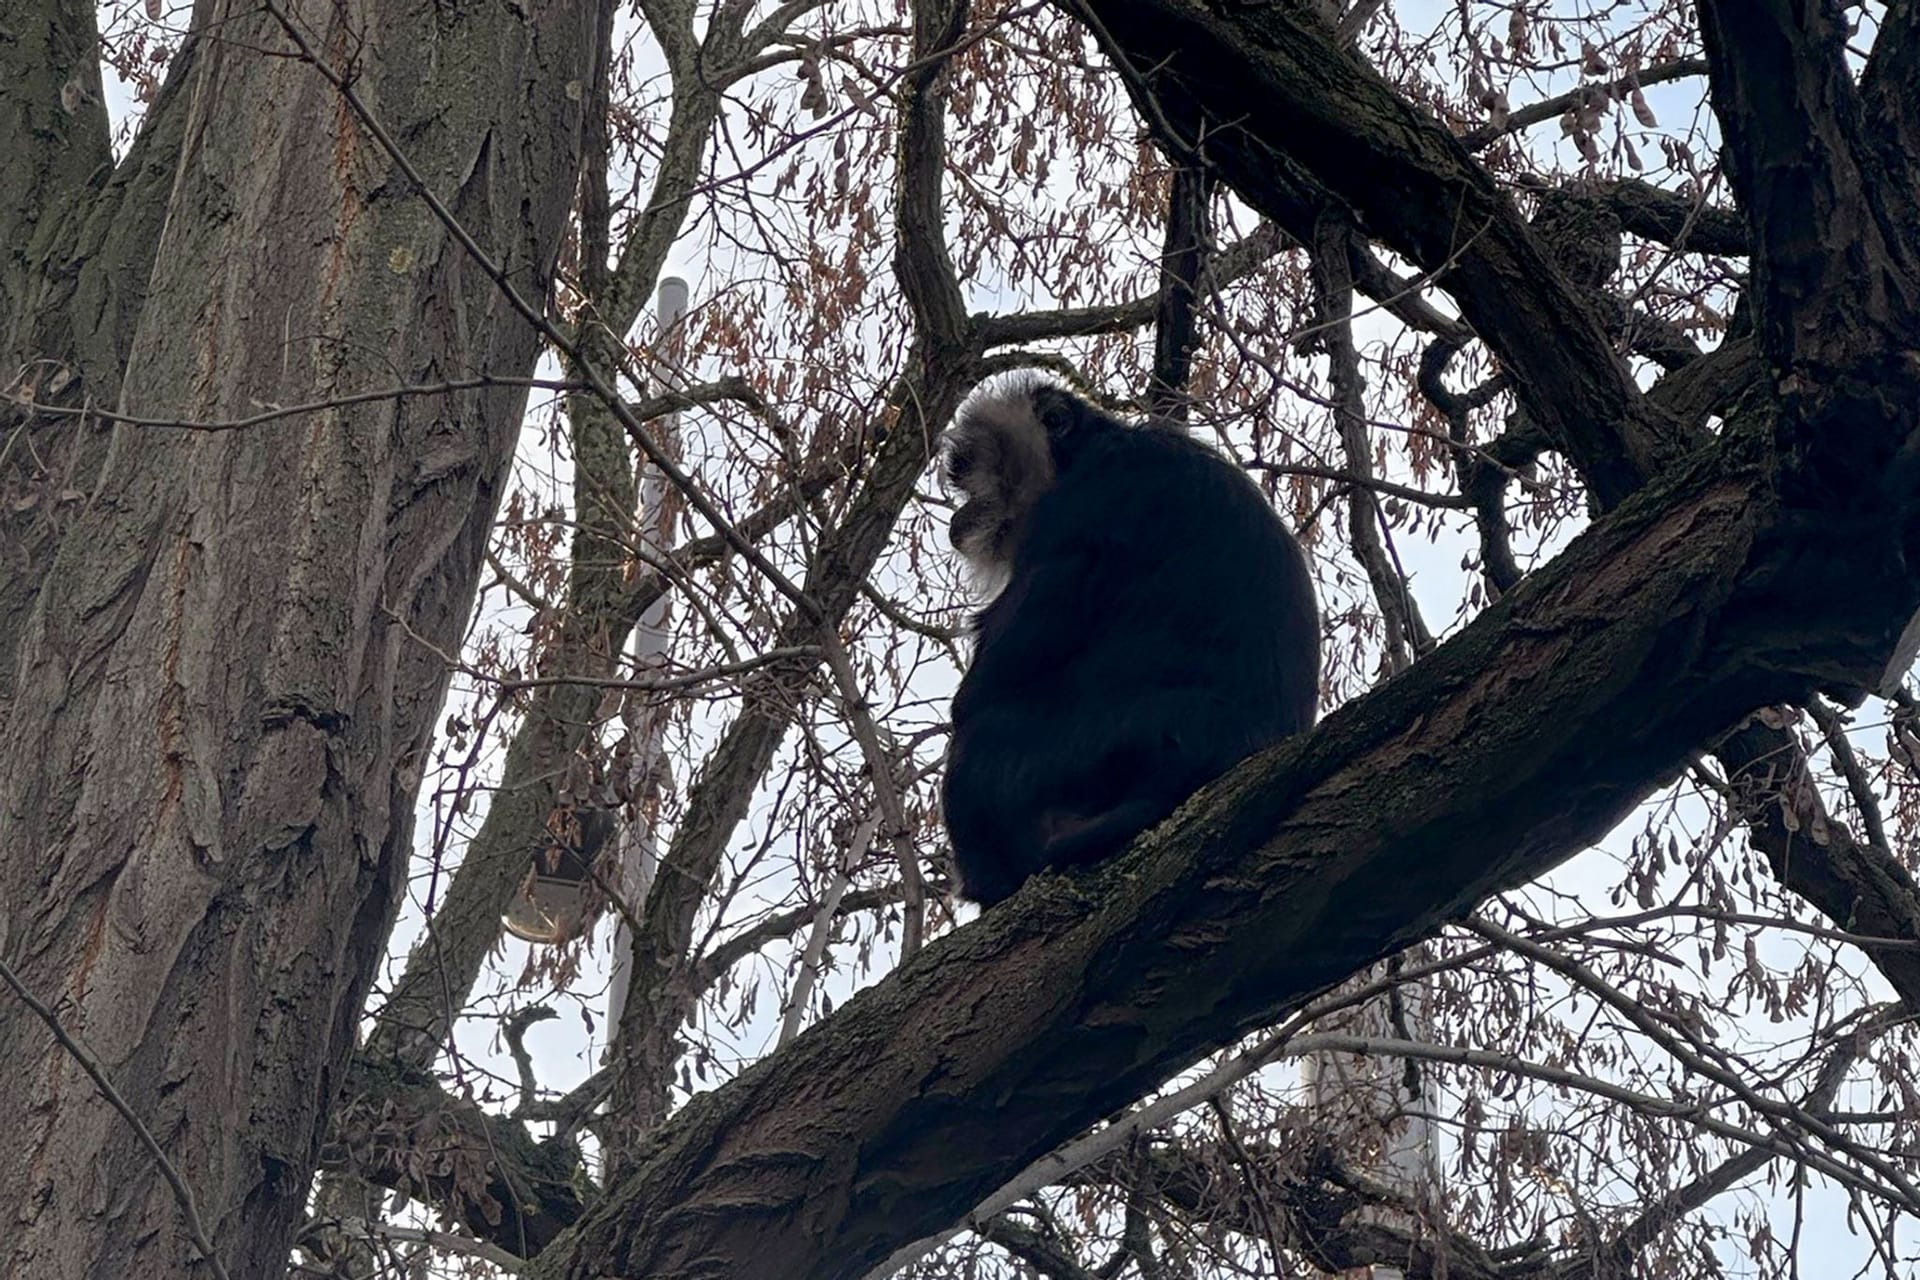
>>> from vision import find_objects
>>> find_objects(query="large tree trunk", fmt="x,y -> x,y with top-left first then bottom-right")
0,1 -> 601,1275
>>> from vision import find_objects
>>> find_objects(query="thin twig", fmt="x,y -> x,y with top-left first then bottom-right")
6,375 -> 584,431
0,953 -> 233,1280
823,636 -> 926,958
1806,698 -> 1893,857
1470,917 -> 1920,1209
779,811 -> 880,1047
1460,58 -> 1709,152
1207,1096 -> 1288,1273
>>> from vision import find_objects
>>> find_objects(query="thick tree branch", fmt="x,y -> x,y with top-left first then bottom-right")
1347,241 -> 1471,344
0,0 -> 604,1268
0,21 -> 196,711
1698,2 -> 1920,374
596,0 -> 814,332
1645,336 -> 1761,430
893,0 -> 972,351
1861,3 -> 1920,217
1584,177 -> 1748,257
538,418 -> 1920,1279
0,0 -> 112,364
1149,164 -> 1213,418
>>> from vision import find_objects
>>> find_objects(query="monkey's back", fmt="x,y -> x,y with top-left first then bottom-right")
983,424 -> 1318,736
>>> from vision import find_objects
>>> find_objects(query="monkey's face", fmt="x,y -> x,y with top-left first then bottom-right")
942,382 -> 1058,579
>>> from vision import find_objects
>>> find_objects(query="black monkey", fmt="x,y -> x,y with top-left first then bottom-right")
942,380 -> 1320,906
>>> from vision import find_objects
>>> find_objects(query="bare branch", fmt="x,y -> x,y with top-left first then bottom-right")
1698,1 -> 1920,371
893,0 -> 973,352
1149,164 -> 1213,418
504,1006 -> 559,1114
1460,59 -> 1709,153
601,365 -> 977,1163
823,639 -> 926,957
779,812 -> 879,1048
1274,1033 -> 1912,1210
1070,0 -> 1693,506
6,375 -> 588,432
1418,337 -> 1522,596
1581,177 -> 1748,257
695,882 -> 917,991
1311,213 -> 1432,668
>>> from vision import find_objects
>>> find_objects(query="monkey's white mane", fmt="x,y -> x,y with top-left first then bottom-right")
943,380 -> 1058,596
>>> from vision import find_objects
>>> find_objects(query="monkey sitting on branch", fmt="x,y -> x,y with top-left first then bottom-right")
941,379 -> 1321,906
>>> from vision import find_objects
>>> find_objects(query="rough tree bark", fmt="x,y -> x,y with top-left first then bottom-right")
0,0 -> 603,1275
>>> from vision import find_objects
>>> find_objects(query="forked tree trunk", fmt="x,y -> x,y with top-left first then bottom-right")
0,1 -> 601,1275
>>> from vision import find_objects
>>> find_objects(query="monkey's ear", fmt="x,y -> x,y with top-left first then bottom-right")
1030,385 -> 1094,441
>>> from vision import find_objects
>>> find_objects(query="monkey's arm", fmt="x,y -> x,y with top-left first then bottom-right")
944,701 -> 1071,904
957,547 -> 1120,700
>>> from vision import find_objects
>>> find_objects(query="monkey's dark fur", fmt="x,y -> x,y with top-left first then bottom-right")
942,380 -> 1320,906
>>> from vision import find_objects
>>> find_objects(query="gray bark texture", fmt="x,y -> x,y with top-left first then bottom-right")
0,0 -> 602,1276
